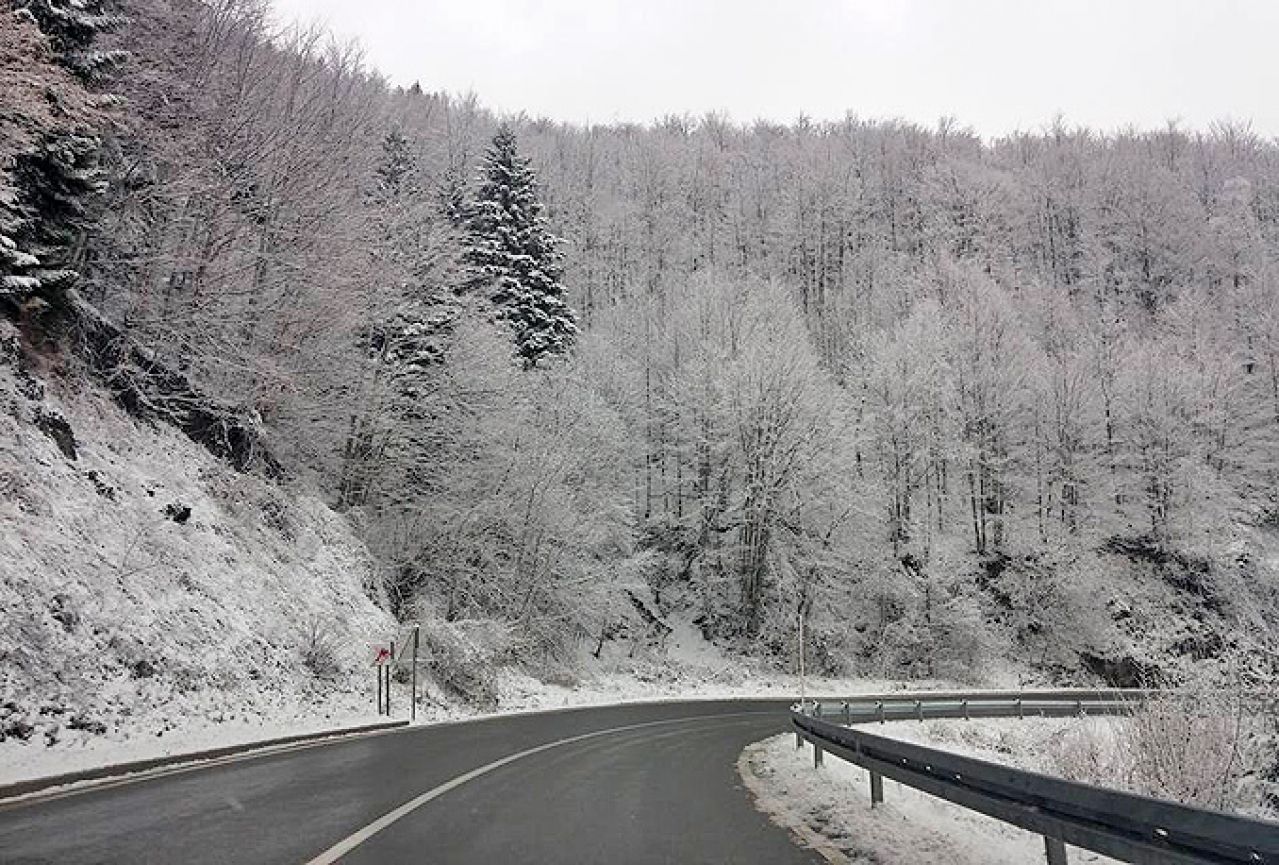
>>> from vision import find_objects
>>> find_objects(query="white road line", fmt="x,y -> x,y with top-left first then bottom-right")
301,711 -> 772,865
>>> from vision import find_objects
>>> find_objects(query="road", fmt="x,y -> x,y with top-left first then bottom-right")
0,699 -> 822,864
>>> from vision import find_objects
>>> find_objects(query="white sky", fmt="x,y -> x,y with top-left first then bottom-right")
271,0 -> 1279,138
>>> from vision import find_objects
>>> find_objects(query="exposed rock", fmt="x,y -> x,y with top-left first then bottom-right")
61,290 -> 281,476
0,319 -> 44,401
1102,534 -> 1222,613
34,408 -> 76,459
67,714 -> 107,735
85,469 -> 116,500
1079,649 -> 1162,688
130,658 -> 157,679
0,704 -> 34,743
49,593 -> 78,632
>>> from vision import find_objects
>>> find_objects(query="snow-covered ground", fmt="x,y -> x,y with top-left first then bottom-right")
0,633 -> 947,787
741,719 -> 1125,865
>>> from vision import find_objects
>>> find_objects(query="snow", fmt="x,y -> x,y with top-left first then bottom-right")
0,695 -> 389,788
0,320 -> 950,792
0,331 -> 395,787
742,727 -> 1124,865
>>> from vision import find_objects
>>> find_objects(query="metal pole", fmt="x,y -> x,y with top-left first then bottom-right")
798,608 -> 806,708
1044,837 -> 1068,865
411,625 -> 419,722
377,661 -> 383,715
870,771 -> 884,806
813,743 -> 823,767
387,639 -> 394,717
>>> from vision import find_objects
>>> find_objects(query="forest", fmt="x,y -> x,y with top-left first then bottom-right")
5,0 -> 1279,690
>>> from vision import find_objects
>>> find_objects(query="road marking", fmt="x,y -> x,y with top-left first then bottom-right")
0,726 -> 410,813
302,711 -> 773,865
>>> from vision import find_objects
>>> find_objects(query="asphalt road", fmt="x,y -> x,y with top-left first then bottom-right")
0,699 -> 823,864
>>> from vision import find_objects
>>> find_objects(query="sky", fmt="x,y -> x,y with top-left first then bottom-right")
270,0 -> 1279,138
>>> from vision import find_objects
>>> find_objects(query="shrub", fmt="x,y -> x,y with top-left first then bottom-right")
421,618 -> 513,709
1053,691 -> 1272,816
299,617 -> 341,680
1123,692 -> 1264,813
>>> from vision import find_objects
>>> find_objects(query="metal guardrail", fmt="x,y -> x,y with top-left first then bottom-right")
791,691 -> 1279,865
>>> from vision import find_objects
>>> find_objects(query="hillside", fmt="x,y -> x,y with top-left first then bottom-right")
0,318 -> 395,776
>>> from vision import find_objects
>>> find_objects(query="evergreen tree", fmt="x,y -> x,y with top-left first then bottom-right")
463,125 -> 577,367
16,0 -> 126,82
2,1 -> 120,307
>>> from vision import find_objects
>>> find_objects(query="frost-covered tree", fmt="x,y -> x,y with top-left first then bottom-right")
14,0 -> 126,82
2,0 -> 119,305
464,125 -> 577,367
338,127 -> 459,510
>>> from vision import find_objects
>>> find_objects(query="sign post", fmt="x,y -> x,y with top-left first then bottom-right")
387,639 -> 395,717
373,645 -> 391,715
410,625 -> 420,722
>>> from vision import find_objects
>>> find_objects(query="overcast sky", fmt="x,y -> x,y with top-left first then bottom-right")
271,0 -> 1279,138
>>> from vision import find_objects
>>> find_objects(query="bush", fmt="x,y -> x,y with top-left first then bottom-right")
1052,691 -> 1272,817
421,618 -> 513,709
299,617 -> 341,680
1123,692 -> 1265,812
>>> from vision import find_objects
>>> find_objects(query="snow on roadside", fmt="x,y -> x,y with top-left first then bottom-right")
741,730 -> 1124,865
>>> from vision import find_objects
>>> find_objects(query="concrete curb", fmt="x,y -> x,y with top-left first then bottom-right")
0,719 -> 409,803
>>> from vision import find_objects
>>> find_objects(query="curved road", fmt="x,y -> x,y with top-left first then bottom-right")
0,699 -> 821,864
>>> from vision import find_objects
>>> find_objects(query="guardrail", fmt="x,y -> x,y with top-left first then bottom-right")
791,691 -> 1279,865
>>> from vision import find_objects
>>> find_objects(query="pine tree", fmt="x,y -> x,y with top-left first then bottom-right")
463,125 -> 577,367
1,1 -> 120,307
16,0 -> 126,82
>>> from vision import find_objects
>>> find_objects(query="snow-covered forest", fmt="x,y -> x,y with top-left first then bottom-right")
4,0 -> 1279,727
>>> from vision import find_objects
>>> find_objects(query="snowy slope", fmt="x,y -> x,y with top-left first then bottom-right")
0,320 -> 395,780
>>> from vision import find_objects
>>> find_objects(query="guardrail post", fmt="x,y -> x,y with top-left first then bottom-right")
814,702 -> 822,720
1017,697 -> 1024,719
1044,836 -> 1068,865
962,699 -> 969,720
796,729 -> 803,749
876,700 -> 885,724
870,771 -> 884,806
813,742 -> 824,767
916,699 -> 923,722
842,701 -> 850,725
1075,699 -> 1084,718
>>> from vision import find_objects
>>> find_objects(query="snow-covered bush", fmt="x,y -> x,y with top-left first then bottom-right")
298,617 -> 341,681
420,617 -> 515,709
1053,691 -> 1272,817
